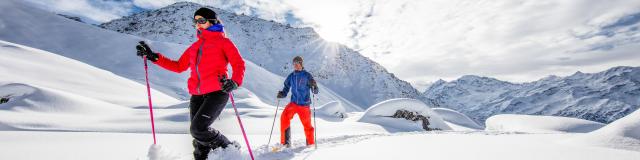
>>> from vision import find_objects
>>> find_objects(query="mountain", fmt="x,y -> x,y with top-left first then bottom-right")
0,0 -> 360,111
99,2 -> 422,108
423,66 -> 640,124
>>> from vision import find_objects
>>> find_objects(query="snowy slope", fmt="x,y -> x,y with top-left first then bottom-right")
0,0 -> 189,99
99,2 -> 422,108
0,0 -> 360,111
0,40 -> 188,132
0,40 -> 178,107
485,114 -> 605,133
0,37 -> 365,134
423,66 -> 640,124
567,108 -> 640,151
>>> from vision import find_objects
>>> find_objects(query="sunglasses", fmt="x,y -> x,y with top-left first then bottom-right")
193,17 -> 219,24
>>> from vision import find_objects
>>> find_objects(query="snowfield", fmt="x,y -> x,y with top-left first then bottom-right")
566,108 -> 640,151
485,114 -> 606,133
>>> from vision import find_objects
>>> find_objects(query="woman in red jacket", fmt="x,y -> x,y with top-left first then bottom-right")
136,7 -> 245,160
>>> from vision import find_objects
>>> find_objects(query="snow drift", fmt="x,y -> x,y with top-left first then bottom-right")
485,114 -> 605,133
317,101 -> 348,119
359,98 -> 450,132
0,40 -> 179,107
567,108 -> 640,151
433,108 -> 482,130
0,40 -> 190,132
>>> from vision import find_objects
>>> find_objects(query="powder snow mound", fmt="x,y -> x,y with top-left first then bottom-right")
566,109 -> 640,151
0,40 -> 179,107
317,101 -> 348,118
358,98 -> 451,132
0,83 -> 129,114
485,114 -> 605,133
208,145 -> 250,160
147,144 -> 183,160
433,108 -> 483,130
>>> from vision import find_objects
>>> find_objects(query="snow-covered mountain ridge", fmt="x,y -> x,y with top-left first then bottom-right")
99,2 -> 422,108
424,66 -> 640,124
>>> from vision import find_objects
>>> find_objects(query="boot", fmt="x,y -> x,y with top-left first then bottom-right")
193,139 -> 211,160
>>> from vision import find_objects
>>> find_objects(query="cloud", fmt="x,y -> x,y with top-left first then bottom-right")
23,0 -> 136,23
334,0 -> 640,86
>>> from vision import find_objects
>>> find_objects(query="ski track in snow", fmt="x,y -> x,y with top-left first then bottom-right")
237,131 -> 527,160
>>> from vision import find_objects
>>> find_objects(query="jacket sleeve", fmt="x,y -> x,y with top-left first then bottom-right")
153,51 -> 190,73
308,72 -> 319,94
281,73 -> 292,96
222,39 -> 246,86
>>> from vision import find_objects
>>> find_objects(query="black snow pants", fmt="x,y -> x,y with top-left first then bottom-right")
190,90 -> 231,160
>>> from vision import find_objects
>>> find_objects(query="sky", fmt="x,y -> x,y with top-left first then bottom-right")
23,0 -> 640,91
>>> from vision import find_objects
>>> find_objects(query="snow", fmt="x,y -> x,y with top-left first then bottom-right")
0,40 -> 186,132
0,40 -> 179,107
359,98 -> 451,132
1,0 -> 639,159
2,131 -> 640,160
0,0 -> 361,112
566,109 -> 640,151
304,132 -> 640,160
424,67 -> 640,124
99,2 -> 422,108
433,107 -> 483,130
147,144 -> 183,160
485,114 -> 605,133
316,101 -> 348,119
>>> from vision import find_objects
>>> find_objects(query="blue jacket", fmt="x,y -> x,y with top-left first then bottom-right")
281,70 -> 318,106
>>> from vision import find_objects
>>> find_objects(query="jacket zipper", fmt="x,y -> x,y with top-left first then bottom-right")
195,40 -> 205,94
293,72 -> 298,103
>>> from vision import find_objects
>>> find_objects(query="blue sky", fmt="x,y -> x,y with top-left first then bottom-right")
24,0 -> 640,91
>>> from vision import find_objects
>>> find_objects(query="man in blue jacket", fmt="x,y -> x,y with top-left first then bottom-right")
277,56 -> 319,147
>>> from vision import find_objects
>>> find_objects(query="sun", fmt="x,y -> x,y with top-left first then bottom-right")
316,26 -> 350,44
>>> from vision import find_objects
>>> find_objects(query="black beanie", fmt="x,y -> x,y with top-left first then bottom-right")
194,7 -> 217,20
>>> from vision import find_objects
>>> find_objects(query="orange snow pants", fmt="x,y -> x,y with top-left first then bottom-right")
280,102 -> 315,145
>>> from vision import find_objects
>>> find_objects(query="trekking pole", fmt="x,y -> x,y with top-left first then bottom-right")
267,98 -> 280,148
143,55 -> 157,144
312,94 -> 317,149
229,91 -> 255,160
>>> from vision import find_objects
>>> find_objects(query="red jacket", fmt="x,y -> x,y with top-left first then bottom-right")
154,29 -> 245,95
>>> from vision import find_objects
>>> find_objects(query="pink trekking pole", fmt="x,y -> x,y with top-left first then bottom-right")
143,56 -> 157,144
229,92 -> 255,160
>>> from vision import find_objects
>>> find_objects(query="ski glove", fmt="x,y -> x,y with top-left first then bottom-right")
219,76 -> 238,93
136,41 -> 159,62
277,91 -> 286,99
309,79 -> 319,94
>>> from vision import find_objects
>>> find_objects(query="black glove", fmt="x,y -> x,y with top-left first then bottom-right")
277,91 -> 286,98
219,76 -> 238,93
309,79 -> 319,94
136,41 -> 159,62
